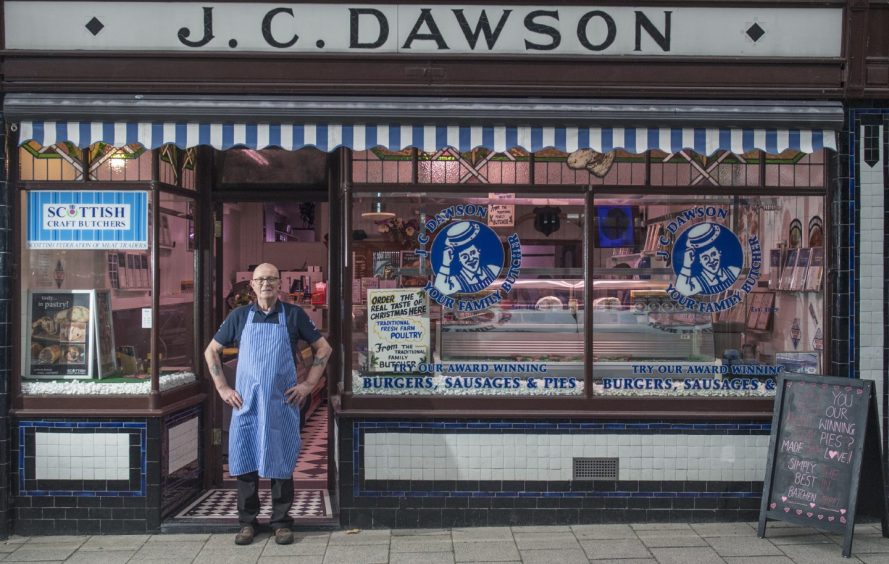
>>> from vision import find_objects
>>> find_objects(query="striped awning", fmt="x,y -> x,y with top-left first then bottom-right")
17,121 -> 836,154
8,95 -> 842,155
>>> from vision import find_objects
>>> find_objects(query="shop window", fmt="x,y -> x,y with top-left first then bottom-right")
158,192 -> 198,379
351,191 -> 584,396
592,194 -> 825,397
263,202 -> 317,243
18,180 -> 200,396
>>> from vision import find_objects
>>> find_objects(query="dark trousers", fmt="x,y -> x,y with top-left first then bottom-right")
236,471 -> 294,530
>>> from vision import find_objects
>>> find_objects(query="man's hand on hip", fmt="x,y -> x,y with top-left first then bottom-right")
285,382 -> 313,405
218,385 -> 244,409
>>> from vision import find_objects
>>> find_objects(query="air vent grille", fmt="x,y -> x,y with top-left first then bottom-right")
573,457 -> 619,480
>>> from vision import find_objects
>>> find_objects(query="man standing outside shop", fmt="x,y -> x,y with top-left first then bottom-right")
204,263 -> 331,546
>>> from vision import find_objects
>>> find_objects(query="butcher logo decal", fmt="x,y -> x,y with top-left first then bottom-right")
416,205 -> 522,311
673,222 -> 743,297
657,207 -> 761,313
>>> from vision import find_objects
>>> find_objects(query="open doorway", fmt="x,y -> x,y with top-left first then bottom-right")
174,148 -> 336,526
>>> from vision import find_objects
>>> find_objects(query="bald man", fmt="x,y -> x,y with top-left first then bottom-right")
205,263 -> 332,546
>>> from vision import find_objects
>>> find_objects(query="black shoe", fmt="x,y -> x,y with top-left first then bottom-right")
235,525 -> 255,545
274,527 -> 294,545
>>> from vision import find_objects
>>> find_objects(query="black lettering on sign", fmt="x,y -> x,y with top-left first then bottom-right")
452,9 -> 512,50
577,11 -> 616,52
634,11 -> 671,52
262,7 -> 299,49
350,8 -> 389,49
178,6 -> 215,48
523,10 -> 561,51
402,9 -> 449,50
758,373 -> 889,558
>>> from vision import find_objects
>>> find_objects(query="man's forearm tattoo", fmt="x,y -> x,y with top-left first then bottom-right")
312,352 -> 330,367
210,363 -> 223,378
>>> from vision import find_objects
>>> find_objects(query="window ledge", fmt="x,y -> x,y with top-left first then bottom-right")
21,371 -> 196,396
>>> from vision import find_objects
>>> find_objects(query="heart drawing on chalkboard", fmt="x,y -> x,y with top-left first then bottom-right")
795,509 -> 803,515
857,389 -> 864,395
840,509 -> 847,515
841,516 -> 847,524
809,503 -> 816,508
828,450 -> 839,459
781,496 -> 788,502
807,512 -> 814,518
784,507 -> 791,513
818,515 -> 824,520
829,516 -> 835,522
770,503 -> 776,509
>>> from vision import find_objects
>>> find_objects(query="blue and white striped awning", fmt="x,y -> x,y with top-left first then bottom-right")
17,121 -> 836,154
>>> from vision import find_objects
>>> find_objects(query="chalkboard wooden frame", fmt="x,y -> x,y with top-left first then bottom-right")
758,373 -> 889,557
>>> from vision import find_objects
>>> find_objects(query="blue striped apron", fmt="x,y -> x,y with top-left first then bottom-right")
228,304 -> 301,479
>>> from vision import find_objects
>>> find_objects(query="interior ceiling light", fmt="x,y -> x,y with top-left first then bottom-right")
361,194 -> 396,220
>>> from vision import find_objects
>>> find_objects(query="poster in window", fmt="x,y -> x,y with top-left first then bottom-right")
26,191 -> 148,250
367,288 -> 429,373
27,290 -> 95,379
789,248 -> 811,291
779,249 -> 798,290
93,290 -> 118,378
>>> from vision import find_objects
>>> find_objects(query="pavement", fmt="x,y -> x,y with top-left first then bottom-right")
1,521 -> 888,563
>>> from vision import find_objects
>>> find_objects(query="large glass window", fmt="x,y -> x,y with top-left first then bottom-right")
591,194 -> 825,397
351,191 -> 585,396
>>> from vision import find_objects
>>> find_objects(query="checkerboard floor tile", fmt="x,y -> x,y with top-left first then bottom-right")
175,488 -> 331,520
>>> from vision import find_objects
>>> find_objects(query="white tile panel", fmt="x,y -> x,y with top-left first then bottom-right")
364,432 -> 771,482
34,432 -> 130,481
168,417 -> 199,475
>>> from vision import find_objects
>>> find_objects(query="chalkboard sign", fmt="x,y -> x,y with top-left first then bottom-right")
758,373 -> 889,557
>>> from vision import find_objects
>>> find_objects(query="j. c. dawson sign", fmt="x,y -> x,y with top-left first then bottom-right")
5,2 -> 841,58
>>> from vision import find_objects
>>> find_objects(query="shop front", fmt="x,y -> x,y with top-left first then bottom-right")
0,0 -> 875,534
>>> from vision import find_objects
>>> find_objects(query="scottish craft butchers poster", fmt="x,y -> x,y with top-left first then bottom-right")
367,288 -> 429,373
28,291 -> 95,378
27,191 -> 148,250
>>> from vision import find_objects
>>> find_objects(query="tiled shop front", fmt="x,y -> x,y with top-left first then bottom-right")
1,0 -> 888,535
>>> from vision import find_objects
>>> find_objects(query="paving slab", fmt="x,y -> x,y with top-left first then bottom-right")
707,536 -> 785,557
146,533 -> 210,543
692,522 -> 759,537
632,523 -> 695,531
580,538 -> 652,560
636,531 -> 710,548
723,557 -> 796,564
391,529 -> 451,536
571,524 -> 637,540
513,531 -> 581,550
519,547 -> 590,564
778,542 -> 867,563
2,545 -> 80,562
257,557 -> 323,564
390,551 -> 455,564
390,536 -> 453,553
322,543 -> 389,564
842,537 -> 889,554
201,532 -> 270,549
193,546 -> 263,564
511,526 -> 573,533
453,540 -> 520,562
64,551 -> 138,564
769,533 -> 835,546
78,535 -> 151,551
328,529 -> 391,545
128,541 -> 204,562
649,546 -> 726,564
859,555 -> 889,564
260,538 -> 328,556
452,527 -> 514,542
21,536 -> 87,545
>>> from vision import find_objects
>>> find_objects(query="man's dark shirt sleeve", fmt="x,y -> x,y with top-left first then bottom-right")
296,307 -> 322,344
212,306 -> 246,347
